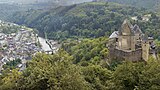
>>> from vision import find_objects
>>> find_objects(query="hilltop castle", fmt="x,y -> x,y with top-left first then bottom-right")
109,19 -> 155,62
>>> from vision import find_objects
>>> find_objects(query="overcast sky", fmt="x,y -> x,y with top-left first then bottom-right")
0,0 -> 51,3
0,0 -> 93,4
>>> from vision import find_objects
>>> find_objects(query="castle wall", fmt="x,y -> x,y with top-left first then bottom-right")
118,36 -> 129,50
135,34 -> 141,41
118,35 -> 135,50
109,19 -> 151,62
130,36 -> 136,50
109,48 -> 142,62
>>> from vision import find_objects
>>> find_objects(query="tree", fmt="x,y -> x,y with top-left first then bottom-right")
111,61 -> 145,90
0,69 -> 22,90
16,50 -> 90,90
82,65 -> 112,90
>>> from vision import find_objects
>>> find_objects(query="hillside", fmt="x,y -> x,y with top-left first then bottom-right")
1,37 -> 160,89
1,1 -> 160,90
0,2 -> 57,21
107,0 -> 160,11
0,4 -> 22,20
0,0 -> 53,4
10,2 -> 158,40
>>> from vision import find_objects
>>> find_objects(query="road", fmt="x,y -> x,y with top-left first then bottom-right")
38,37 -> 52,52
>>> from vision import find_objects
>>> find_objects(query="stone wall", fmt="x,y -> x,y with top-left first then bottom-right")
142,42 -> 150,61
118,35 -> 135,50
109,48 -> 143,62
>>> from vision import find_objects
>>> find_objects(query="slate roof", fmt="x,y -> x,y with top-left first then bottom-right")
133,24 -> 142,34
109,31 -> 119,39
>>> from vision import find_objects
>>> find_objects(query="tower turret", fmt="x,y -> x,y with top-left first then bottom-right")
142,35 -> 150,61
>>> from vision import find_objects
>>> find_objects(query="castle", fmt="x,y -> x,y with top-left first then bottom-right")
109,19 -> 155,62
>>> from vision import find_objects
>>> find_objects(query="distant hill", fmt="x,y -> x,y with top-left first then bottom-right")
0,2 -> 57,21
0,0 -> 93,5
0,0 -> 93,21
0,0 -> 53,4
9,2 -> 160,40
0,4 -> 22,20
107,0 -> 160,11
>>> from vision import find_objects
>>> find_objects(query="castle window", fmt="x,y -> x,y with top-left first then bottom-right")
116,38 -> 118,42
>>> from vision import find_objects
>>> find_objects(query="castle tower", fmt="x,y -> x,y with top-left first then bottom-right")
142,35 -> 150,61
118,19 -> 136,50
109,19 -> 152,62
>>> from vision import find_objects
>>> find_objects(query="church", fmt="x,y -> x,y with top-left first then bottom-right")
108,19 -> 155,62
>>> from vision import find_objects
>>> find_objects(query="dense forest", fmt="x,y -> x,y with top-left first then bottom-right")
9,2 -> 160,40
0,2 -> 56,21
0,37 -> 160,90
0,4 -> 22,20
107,0 -> 160,11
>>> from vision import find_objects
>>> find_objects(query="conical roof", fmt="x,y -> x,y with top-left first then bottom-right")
123,19 -> 133,28
109,31 -> 119,39
133,24 -> 142,34
119,19 -> 134,35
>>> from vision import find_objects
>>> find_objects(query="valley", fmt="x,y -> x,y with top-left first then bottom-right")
0,1 -> 160,90
9,2 -> 160,41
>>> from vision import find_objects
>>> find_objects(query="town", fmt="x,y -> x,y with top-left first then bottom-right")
0,20 -> 59,71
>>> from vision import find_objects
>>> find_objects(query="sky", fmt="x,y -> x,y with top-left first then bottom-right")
0,0 -> 51,3
0,0 -> 93,4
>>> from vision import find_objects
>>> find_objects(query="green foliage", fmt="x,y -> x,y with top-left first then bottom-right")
111,61 -> 146,90
0,50 -> 90,90
1,1 -> 160,90
110,59 -> 160,90
155,40 -> 160,54
0,2 -> 57,21
0,4 -> 22,20
82,65 -> 112,90
0,41 -> 160,89
133,13 -> 160,40
107,0 -> 159,10
62,37 -> 109,64
3,59 -> 22,70
9,2 -> 160,40
0,69 -> 22,90
0,24 -> 20,34
10,2 -> 150,40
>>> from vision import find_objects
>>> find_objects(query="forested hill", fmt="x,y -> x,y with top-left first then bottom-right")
0,2 -> 57,21
9,2 -> 160,40
0,4 -> 21,20
107,0 -> 160,11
